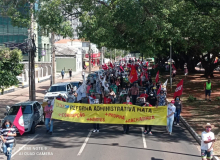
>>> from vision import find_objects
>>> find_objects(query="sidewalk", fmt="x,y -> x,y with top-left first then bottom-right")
0,67 -> 99,119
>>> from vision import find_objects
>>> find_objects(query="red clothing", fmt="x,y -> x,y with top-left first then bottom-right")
143,104 -> 152,107
56,97 -> 66,102
104,97 -> 112,104
140,93 -> 148,100
123,102 -> 133,105
88,95 -> 96,104
44,105 -> 53,118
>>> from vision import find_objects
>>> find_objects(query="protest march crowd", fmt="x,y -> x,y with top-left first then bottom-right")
0,59 -> 216,160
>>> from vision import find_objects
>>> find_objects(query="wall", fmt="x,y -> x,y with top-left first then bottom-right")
56,57 -> 76,73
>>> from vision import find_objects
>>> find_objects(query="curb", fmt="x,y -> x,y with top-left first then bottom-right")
180,116 -> 220,160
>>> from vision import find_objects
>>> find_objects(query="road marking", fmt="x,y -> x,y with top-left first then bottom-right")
11,134 -> 39,158
141,127 -> 147,148
77,130 -> 92,156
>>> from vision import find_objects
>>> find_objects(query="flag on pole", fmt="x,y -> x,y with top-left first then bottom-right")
174,79 -> 184,98
102,64 -> 108,70
172,64 -> 176,70
163,79 -> 168,86
155,71 -> 159,83
110,62 -> 114,68
129,65 -> 138,83
157,85 -> 162,95
13,106 -> 25,135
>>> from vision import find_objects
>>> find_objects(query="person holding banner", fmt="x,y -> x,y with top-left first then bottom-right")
44,100 -> 54,135
143,102 -> 153,135
123,96 -> 132,134
0,120 -> 16,160
167,100 -> 176,135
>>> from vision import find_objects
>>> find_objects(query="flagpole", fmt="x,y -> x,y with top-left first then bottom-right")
170,41 -> 172,91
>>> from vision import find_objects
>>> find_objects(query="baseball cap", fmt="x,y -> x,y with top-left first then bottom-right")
171,100 -> 175,104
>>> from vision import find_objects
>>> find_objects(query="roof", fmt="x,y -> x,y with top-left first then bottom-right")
55,44 -> 78,56
52,82 -> 70,86
14,101 -> 37,106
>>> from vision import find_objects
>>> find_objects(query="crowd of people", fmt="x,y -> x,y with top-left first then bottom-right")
0,60 -> 215,160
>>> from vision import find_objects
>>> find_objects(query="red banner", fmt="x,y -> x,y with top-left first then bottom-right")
174,79 -> 183,98
129,65 -> 138,83
155,71 -> 159,83
13,106 -> 25,135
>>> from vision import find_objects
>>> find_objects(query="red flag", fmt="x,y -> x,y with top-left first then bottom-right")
120,65 -> 124,72
146,62 -> 149,66
102,64 -> 108,70
172,64 -> 176,70
157,85 -> 161,95
155,71 -> 159,83
13,106 -> 25,135
110,62 -> 114,68
129,65 -> 138,83
174,79 -> 184,98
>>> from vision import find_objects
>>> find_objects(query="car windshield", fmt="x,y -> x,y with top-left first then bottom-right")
48,85 -> 66,92
71,83 -> 78,87
8,105 -> 32,115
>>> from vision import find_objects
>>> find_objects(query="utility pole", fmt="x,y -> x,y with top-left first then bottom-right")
100,47 -> 103,65
51,32 -> 55,84
170,41 -> 172,91
30,35 -> 36,101
89,42 -> 91,73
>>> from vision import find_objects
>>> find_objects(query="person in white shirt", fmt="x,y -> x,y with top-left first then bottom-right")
201,123 -> 215,160
167,100 -> 176,135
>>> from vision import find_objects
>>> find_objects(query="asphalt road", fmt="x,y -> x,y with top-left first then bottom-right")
0,121 -> 201,160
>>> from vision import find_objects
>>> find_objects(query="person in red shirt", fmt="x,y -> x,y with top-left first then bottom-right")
103,94 -> 112,104
143,101 -> 153,135
56,94 -> 66,102
123,96 -> 133,134
138,90 -> 148,102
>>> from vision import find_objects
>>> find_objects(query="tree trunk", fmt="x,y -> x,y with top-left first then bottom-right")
1,88 -> 4,95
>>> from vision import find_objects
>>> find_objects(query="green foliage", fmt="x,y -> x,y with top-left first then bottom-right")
215,96 -> 220,101
0,47 -> 24,94
188,95 -> 196,102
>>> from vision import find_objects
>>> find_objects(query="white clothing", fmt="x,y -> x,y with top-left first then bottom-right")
167,103 -> 176,117
201,131 -> 215,150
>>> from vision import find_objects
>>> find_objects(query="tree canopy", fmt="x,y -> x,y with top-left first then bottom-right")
0,47 -> 24,94
1,0 -> 220,77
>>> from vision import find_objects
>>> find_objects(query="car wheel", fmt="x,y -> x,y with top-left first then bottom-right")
30,122 -> 35,134
39,114 -> 45,125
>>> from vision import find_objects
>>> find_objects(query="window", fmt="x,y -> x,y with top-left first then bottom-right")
33,104 -> 38,112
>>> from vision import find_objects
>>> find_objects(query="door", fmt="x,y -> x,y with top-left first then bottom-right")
36,102 -> 43,120
33,103 -> 40,125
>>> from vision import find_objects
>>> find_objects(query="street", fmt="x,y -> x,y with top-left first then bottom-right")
1,121 -> 201,160
0,68 -> 201,160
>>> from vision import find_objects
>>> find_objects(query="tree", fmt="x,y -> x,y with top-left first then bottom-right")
0,47 -> 24,94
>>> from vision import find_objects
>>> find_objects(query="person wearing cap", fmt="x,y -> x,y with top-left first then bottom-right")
147,92 -> 157,106
201,123 -> 215,160
44,100 -> 53,135
142,102 -> 153,135
123,96 -> 133,134
167,100 -> 176,135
